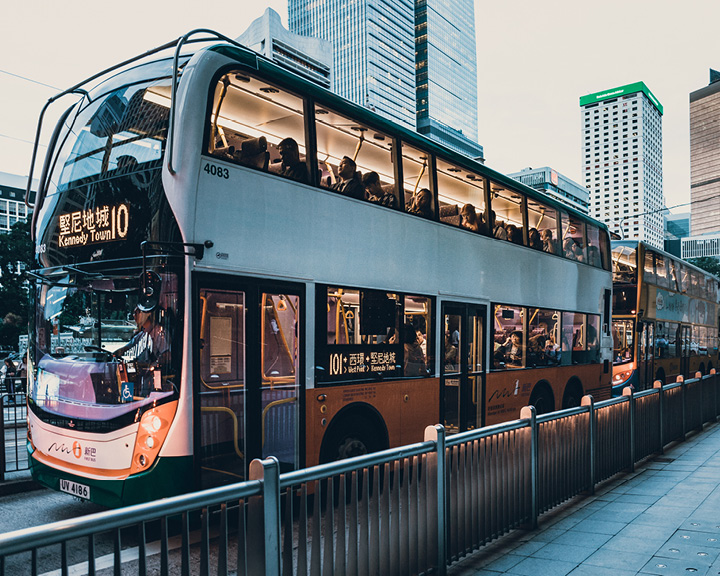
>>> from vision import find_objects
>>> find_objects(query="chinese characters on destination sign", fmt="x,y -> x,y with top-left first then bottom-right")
328,350 -> 398,376
58,204 -> 129,248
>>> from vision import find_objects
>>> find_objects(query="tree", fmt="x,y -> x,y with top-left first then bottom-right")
688,257 -> 720,278
0,219 -> 34,351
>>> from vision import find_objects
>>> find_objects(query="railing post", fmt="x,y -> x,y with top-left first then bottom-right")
520,405 -> 538,529
678,375 -> 686,441
623,387 -> 635,472
581,395 -> 595,495
249,457 -> 281,576
425,424 -> 446,576
0,394 -> 5,482
654,380 -> 664,455
713,369 -> 719,422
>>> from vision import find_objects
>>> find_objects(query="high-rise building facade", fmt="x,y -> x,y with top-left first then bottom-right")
415,0 -> 482,158
0,172 -> 32,233
508,167 -> 589,214
289,0 -> 416,129
237,8 -> 332,89
289,0 -> 483,159
580,82 -> 665,249
689,70 -> 720,237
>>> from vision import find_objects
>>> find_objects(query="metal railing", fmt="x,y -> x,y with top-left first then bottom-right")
0,372 -> 718,575
1,381 -> 28,481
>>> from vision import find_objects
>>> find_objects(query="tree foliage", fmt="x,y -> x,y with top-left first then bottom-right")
0,219 -> 34,350
688,257 -> 720,278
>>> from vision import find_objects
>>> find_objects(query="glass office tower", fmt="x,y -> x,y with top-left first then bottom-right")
415,0 -> 482,158
289,0 -> 483,159
289,0 -> 417,129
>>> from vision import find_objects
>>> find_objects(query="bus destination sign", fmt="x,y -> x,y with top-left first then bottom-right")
58,204 -> 130,248
328,348 -> 399,377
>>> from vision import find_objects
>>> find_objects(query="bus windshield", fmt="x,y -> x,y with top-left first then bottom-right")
30,266 -> 182,421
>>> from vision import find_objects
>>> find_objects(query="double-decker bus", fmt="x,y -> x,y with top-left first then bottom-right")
25,31 -> 613,507
611,240 -> 719,394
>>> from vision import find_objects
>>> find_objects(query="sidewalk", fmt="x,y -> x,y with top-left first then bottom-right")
449,421 -> 720,576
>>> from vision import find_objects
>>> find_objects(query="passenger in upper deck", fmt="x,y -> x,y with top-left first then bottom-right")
363,171 -> 398,208
405,188 -> 433,219
491,212 -> 508,240
460,203 -> 482,233
541,229 -> 556,254
329,156 -> 365,200
272,138 -> 309,184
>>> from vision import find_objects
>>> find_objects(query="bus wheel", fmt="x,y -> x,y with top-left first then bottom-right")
529,383 -> 554,415
319,410 -> 387,463
562,379 -> 583,409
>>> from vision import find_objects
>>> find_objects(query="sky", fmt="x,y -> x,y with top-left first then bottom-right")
1,0 -> 719,215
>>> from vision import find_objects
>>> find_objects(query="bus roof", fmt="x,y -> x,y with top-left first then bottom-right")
208,42 -> 606,231
31,30 -> 607,233
612,239 -> 720,283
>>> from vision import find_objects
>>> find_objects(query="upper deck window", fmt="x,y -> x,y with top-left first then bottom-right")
612,244 -> 637,284
561,213 -> 586,263
436,158 -> 488,234
402,144 -> 435,219
208,72 -> 308,185
315,107 -> 397,206
526,198 -> 558,254
490,181 -> 525,245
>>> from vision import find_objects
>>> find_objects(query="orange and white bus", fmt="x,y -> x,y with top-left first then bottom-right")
611,240 -> 719,394
25,31 -> 613,507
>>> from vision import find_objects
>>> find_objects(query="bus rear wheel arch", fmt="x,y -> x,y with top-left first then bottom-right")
319,404 -> 389,464
655,368 -> 666,386
562,378 -> 584,409
529,381 -> 555,415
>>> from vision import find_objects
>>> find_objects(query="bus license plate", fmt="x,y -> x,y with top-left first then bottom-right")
59,479 -> 90,500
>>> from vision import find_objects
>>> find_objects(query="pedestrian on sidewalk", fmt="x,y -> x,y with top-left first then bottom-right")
1,357 -> 17,396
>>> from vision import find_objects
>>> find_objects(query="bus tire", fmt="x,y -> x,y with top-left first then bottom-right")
562,379 -> 583,409
319,405 -> 388,464
529,382 -> 555,415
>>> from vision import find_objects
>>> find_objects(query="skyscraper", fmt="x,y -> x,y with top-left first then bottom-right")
289,0 -> 483,159
580,82 -> 665,249
508,167 -> 589,214
237,8 -> 332,89
289,0 -> 417,129
415,0 -> 482,158
689,69 -> 720,237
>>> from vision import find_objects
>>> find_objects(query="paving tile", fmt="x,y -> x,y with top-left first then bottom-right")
640,554 -> 712,575
528,528 -> 566,543
655,540 -> 719,563
568,566 -> 637,576
532,543 -> 594,563
552,530 -> 613,548
503,555 -> 577,576
665,530 -> 720,550
614,493 -> 662,505
616,523 -> 676,541
482,552 -> 525,572
601,533 -> 663,555
508,540 -> 548,557
572,518 -> 627,535
584,547 -> 650,572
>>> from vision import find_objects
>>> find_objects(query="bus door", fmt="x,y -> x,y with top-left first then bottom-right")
197,282 -> 302,489
441,302 -> 486,434
639,321 -> 654,390
680,324 -> 691,379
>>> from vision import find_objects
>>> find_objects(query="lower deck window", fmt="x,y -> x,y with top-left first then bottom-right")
317,286 -> 434,383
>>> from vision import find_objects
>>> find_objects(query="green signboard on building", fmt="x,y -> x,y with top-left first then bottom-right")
579,81 -> 663,115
